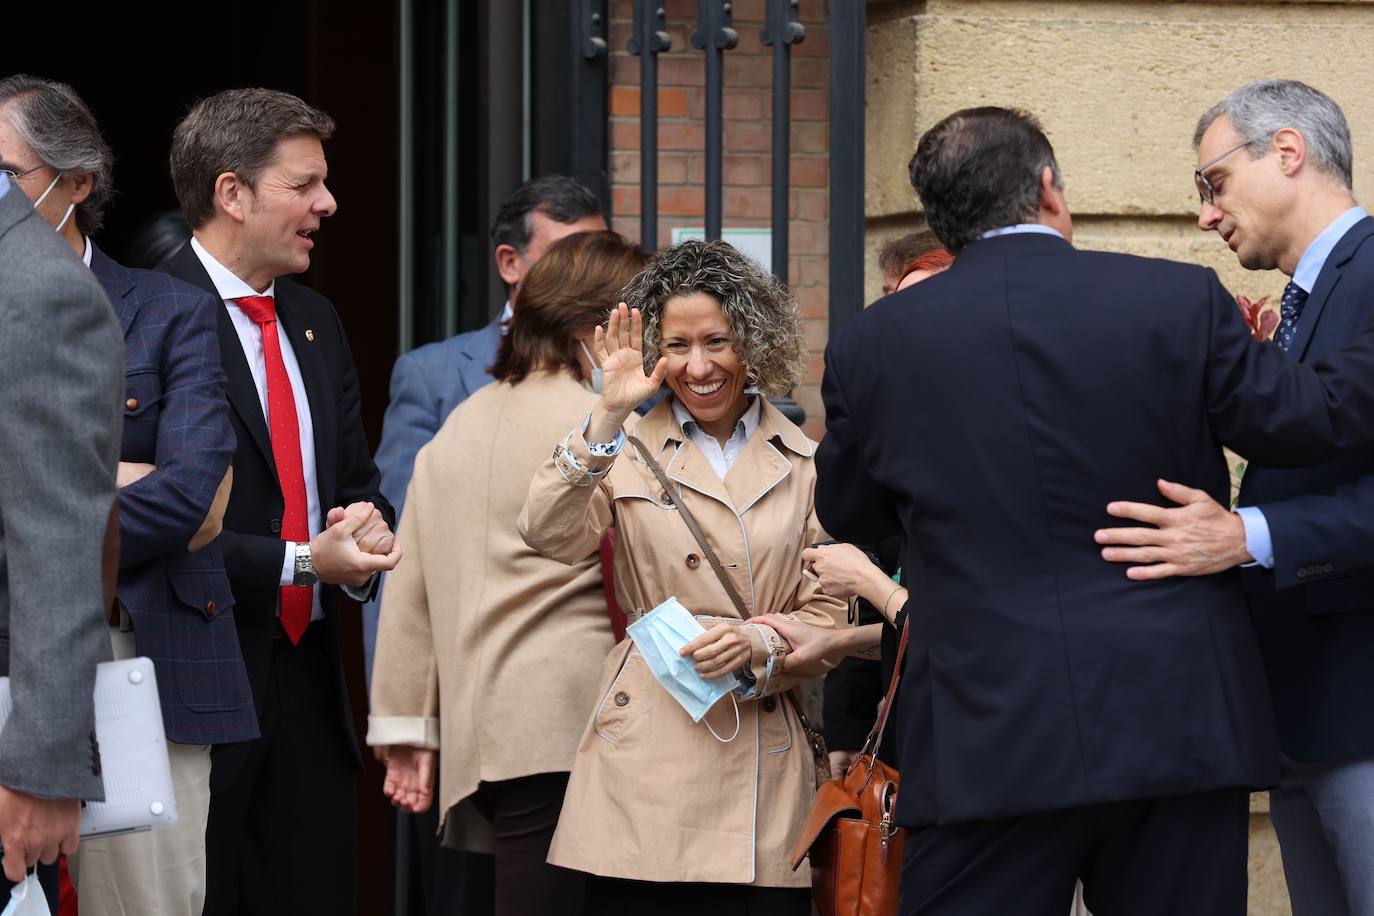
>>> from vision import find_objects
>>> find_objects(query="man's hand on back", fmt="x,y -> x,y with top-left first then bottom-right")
1095,479 -> 1252,580
0,786 -> 80,883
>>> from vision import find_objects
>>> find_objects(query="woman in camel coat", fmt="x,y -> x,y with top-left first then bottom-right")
368,231 -> 647,916
520,239 -> 847,915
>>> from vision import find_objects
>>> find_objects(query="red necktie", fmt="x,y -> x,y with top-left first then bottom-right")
234,295 -> 312,644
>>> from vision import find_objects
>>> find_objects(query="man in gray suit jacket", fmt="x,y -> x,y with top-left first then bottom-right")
0,171 -> 123,881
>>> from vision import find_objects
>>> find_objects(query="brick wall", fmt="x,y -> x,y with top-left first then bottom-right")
607,0 -> 831,438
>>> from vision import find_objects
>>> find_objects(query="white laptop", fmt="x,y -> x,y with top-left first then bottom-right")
0,657 -> 177,837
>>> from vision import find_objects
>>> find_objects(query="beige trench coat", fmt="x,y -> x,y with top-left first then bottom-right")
519,397 -> 846,887
368,371 -> 616,832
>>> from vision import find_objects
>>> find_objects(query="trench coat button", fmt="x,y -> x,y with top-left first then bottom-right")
614,692 -> 630,707
204,600 -> 217,616
269,518 -> 282,533
762,697 -> 777,713
686,553 -> 701,570
125,398 -> 139,410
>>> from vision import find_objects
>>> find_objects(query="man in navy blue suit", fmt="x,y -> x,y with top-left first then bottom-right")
1098,80 -> 1374,916
816,106 -> 1374,916
0,76 -> 252,915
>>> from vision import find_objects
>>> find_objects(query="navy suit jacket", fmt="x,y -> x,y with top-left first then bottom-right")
1241,216 -> 1374,762
162,243 -> 392,780
92,244 -> 256,746
817,232 -> 1374,828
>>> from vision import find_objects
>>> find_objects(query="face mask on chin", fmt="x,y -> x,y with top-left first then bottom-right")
625,596 -> 742,742
33,171 -> 75,234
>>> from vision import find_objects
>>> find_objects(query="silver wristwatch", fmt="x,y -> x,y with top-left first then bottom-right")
292,542 -> 319,587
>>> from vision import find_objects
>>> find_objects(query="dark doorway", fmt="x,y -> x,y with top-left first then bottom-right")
2,4 -> 400,912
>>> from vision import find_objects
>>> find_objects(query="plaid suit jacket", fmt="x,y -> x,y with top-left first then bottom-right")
92,244 -> 257,745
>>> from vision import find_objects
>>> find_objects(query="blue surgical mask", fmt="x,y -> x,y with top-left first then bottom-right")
578,339 -> 603,394
33,171 -> 75,234
626,597 -> 739,739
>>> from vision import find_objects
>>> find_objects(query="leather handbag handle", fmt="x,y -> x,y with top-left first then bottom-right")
859,615 -> 910,767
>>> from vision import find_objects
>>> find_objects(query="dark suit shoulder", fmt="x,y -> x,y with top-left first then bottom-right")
123,264 -> 222,312
274,274 -> 338,316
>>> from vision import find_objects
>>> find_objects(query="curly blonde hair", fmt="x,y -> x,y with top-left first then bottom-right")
619,239 -> 805,397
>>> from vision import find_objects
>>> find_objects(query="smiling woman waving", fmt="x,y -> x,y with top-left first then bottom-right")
519,239 -> 846,916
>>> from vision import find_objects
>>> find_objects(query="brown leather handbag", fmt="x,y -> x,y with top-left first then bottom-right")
790,617 -> 910,916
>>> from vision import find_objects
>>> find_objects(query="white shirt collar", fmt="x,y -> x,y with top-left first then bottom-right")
190,236 -> 276,301
1291,206 -> 1368,294
499,300 -> 513,325
977,224 -> 1066,241
81,235 -> 92,267
670,394 -> 761,442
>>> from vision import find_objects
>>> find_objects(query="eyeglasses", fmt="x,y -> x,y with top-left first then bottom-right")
1193,139 -> 1259,206
0,165 -> 46,183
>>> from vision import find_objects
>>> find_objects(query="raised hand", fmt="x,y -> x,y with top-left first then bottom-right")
594,302 -> 668,416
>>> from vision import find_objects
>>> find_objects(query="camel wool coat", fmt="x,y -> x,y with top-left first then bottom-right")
368,370 -> 617,830
519,397 -> 847,887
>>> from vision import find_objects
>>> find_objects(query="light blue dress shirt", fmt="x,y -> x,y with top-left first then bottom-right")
1237,205 -> 1368,568
978,223 -> 1066,241
0,173 -> 10,199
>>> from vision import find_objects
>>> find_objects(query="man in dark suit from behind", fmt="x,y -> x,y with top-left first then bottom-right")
1098,80 -> 1374,916
815,106 -> 1374,916
162,88 -> 400,916
0,165 -> 121,895
0,73 -> 252,916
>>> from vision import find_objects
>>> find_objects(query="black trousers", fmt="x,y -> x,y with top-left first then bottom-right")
203,624 -> 359,916
402,797 -> 494,916
470,772 -> 583,916
899,787 -> 1249,916
585,876 -> 811,916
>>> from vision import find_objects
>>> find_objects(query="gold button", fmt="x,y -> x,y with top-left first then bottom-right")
614,692 -> 630,707
126,398 -> 139,410
204,600 -> 217,616
685,554 -> 701,570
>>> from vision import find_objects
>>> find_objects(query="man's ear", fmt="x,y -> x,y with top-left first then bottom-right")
493,243 -> 523,287
1039,166 -> 1064,217
212,171 -> 247,223
1273,127 -> 1306,177
67,171 -> 94,206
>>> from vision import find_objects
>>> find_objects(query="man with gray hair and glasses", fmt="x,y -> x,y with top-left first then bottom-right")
1098,79 -> 1374,916
0,74 -> 249,916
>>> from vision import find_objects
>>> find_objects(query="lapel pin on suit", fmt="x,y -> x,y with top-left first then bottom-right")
305,329 -> 315,342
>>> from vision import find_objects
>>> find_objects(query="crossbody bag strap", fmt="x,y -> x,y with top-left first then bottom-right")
627,435 -> 750,618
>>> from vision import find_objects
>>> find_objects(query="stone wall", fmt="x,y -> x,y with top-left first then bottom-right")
864,2 -> 1374,911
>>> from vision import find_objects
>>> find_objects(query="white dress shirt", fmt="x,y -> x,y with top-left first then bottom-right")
670,396 -> 762,480
190,238 -> 329,620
